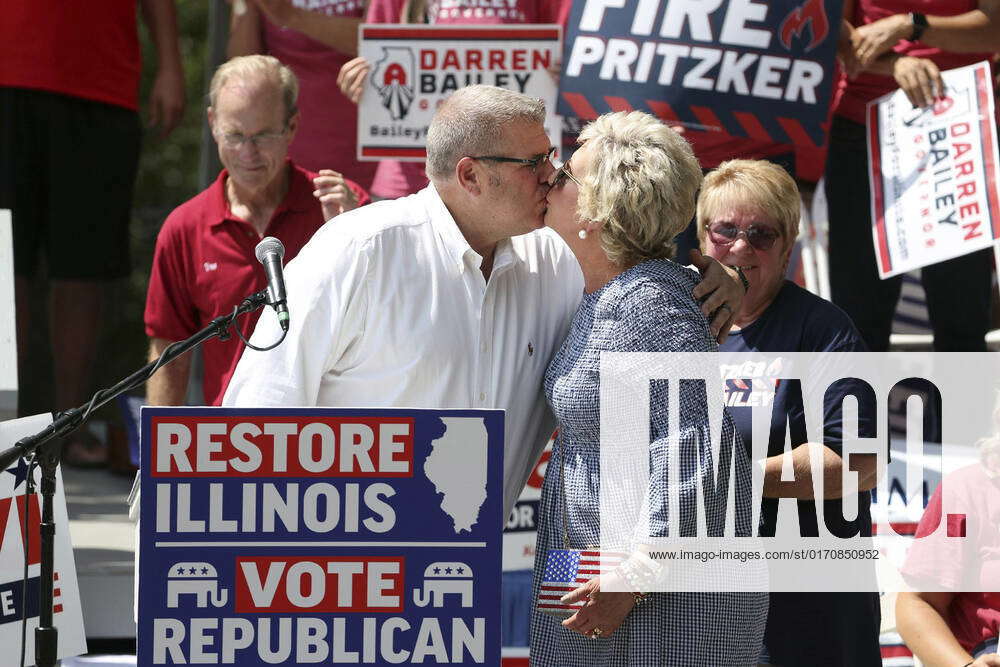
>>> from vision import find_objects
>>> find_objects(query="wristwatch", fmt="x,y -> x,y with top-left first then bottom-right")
910,12 -> 928,42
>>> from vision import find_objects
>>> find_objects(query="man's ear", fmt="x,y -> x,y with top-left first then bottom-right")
207,107 -> 215,130
455,157 -> 483,196
286,110 -> 300,142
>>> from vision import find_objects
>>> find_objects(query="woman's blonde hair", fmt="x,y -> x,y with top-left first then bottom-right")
576,111 -> 702,266
696,159 -> 800,250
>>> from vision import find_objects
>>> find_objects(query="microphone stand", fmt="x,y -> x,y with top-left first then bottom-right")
0,289 -> 271,667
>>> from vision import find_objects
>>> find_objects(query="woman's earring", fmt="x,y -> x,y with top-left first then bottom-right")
578,229 -> 588,240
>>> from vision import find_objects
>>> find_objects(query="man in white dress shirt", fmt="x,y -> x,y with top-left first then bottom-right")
224,85 -> 740,516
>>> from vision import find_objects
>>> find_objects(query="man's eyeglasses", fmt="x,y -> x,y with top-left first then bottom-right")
469,146 -> 556,173
707,222 -> 781,251
551,161 -> 582,188
216,126 -> 288,150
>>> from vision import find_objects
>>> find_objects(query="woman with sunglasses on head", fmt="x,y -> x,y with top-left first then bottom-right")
699,159 -> 882,667
529,111 -> 767,666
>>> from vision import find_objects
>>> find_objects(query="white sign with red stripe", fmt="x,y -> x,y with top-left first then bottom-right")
357,24 -> 562,161
867,60 -> 1000,279
0,414 -> 87,666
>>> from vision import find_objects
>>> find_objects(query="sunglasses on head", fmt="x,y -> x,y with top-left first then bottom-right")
707,222 -> 781,251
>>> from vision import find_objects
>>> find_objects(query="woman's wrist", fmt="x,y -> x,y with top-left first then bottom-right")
909,12 -> 929,41
615,550 -> 663,594
891,12 -> 915,42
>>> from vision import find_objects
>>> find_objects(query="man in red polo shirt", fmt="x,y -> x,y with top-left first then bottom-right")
144,55 -> 369,406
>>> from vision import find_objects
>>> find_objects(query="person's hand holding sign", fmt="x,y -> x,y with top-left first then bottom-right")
892,56 -> 944,108
338,57 -> 371,104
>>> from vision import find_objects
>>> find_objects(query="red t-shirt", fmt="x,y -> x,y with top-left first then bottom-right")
0,0 -> 141,110
263,0 -> 378,190
365,0 -> 566,198
833,0 -> 995,124
901,464 -> 1000,653
144,162 -> 370,405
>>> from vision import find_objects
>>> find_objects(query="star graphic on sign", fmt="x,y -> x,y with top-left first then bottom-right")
176,567 -> 186,575
201,567 -> 208,575
434,567 -> 441,575
456,567 -> 464,575
188,567 -> 197,575
445,567 -> 453,575
5,458 -> 30,490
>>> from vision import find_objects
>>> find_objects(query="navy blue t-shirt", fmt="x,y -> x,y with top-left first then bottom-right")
720,281 -> 881,667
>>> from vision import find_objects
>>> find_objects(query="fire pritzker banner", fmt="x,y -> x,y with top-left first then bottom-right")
357,24 -> 561,161
558,0 -> 841,148
867,61 -> 1000,279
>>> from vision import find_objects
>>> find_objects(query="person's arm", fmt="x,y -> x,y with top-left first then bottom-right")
688,249 -> 744,344
146,338 -> 192,405
920,0 -> 1000,51
762,446 -> 877,499
896,591 -> 980,667
227,0 -> 264,57
139,0 -> 186,137
854,0 -> 1000,67
251,0 -> 364,57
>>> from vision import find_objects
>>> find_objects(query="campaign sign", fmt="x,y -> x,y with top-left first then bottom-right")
138,408 -> 504,666
867,61 -> 1000,279
502,437 -> 550,572
559,0 -> 841,147
0,414 -> 87,667
357,24 -> 562,161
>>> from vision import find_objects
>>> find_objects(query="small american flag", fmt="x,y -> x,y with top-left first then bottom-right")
536,549 -> 626,616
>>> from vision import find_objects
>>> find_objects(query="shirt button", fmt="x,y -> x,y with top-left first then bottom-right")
479,392 -> 486,402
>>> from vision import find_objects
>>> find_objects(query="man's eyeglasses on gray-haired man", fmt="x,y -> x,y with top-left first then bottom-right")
215,125 -> 289,150
469,146 -> 556,174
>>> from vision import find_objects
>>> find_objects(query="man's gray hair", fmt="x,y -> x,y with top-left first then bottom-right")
425,85 -> 546,181
208,55 -> 299,123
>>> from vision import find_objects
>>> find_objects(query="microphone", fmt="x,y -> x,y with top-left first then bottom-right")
254,237 -> 289,331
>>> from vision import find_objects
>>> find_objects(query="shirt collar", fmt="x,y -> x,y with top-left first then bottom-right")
209,159 -> 311,229
422,183 -> 520,275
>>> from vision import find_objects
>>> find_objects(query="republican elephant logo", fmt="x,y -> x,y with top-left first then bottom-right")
413,561 -> 474,608
166,562 -> 228,609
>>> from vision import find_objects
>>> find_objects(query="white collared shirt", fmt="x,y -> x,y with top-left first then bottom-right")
223,185 -> 584,515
